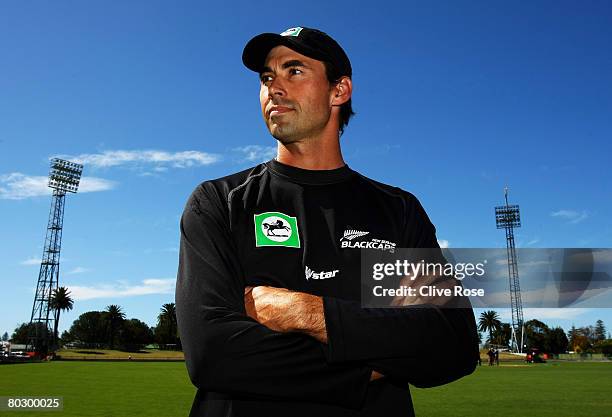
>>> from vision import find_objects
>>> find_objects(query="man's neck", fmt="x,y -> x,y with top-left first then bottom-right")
275,129 -> 345,170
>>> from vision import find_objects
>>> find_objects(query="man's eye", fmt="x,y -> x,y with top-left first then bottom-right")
260,74 -> 273,83
289,68 -> 303,75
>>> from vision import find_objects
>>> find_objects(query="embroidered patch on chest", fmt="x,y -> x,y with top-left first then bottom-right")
254,212 -> 301,248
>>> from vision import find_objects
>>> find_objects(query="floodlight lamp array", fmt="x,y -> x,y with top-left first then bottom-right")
48,158 -> 84,193
495,205 -> 521,229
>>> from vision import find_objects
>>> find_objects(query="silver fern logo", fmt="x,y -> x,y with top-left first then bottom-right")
340,228 -> 396,252
341,229 -> 370,241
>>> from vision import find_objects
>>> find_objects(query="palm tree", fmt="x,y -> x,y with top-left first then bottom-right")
478,310 -> 501,346
49,287 -> 74,348
105,305 -> 126,349
158,303 -> 177,347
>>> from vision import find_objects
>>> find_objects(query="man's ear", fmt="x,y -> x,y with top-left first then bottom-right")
331,76 -> 352,106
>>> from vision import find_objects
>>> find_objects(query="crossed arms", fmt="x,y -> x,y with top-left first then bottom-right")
243,285 -> 385,381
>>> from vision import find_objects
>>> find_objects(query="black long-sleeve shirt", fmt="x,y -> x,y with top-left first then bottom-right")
176,159 -> 478,417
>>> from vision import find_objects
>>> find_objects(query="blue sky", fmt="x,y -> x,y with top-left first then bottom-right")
1,1 -> 611,339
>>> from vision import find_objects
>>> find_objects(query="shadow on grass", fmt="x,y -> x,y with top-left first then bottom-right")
71,347 -> 154,354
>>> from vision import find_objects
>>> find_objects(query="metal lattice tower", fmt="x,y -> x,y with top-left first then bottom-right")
27,158 -> 83,355
495,187 -> 524,353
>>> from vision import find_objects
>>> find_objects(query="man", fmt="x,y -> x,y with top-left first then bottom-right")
176,26 -> 478,417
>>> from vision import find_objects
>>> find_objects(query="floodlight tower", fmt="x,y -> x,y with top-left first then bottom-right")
27,158 -> 83,355
495,187 -> 525,353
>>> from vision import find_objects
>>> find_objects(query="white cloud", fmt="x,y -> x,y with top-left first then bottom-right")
79,177 -> 116,193
0,173 -> 48,199
20,257 -> 41,266
438,239 -> 450,248
67,266 -> 90,275
551,209 -> 589,224
0,173 -> 115,200
233,145 -> 276,163
67,278 -> 175,301
494,259 -> 549,267
59,150 -> 220,169
499,308 -> 591,321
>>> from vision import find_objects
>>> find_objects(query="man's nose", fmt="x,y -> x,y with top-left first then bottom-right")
268,76 -> 286,97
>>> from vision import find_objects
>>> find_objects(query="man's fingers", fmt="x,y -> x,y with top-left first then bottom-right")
244,286 -> 257,320
370,370 -> 385,381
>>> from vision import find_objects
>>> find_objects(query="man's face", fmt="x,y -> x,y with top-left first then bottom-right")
259,45 -> 334,143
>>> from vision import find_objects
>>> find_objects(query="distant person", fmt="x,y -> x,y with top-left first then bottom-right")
487,348 -> 495,366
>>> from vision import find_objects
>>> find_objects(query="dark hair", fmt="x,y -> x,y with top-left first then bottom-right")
323,61 -> 354,136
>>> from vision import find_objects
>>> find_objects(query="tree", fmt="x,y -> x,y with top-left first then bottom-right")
491,323 -> 511,347
567,324 -> 578,349
119,319 -> 154,351
49,287 -> 74,348
571,335 -> 591,353
580,325 -> 597,344
2,332 -> 8,341
68,311 -> 107,347
593,339 -> 612,356
105,305 -> 126,349
546,327 -> 569,354
524,319 -> 549,350
478,310 -> 501,346
595,320 -> 606,341
567,325 -> 594,352
59,330 -> 72,345
11,322 -> 52,345
155,302 -> 180,349
159,303 -> 177,333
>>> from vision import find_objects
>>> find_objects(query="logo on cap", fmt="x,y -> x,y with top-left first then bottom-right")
280,27 -> 303,37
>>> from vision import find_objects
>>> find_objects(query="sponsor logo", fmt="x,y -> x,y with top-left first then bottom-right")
340,228 -> 396,252
280,27 -> 303,37
305,265 -> 339,280
254,212 -> 300,248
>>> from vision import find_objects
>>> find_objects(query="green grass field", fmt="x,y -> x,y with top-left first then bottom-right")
411,362 -> 612,417
0,361 -> 195,417
1,361 -> 610,416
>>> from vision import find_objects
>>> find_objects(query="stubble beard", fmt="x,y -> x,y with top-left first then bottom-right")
267,109 -> 331,145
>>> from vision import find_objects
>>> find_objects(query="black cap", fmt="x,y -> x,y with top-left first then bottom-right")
242,26 -> 352,77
